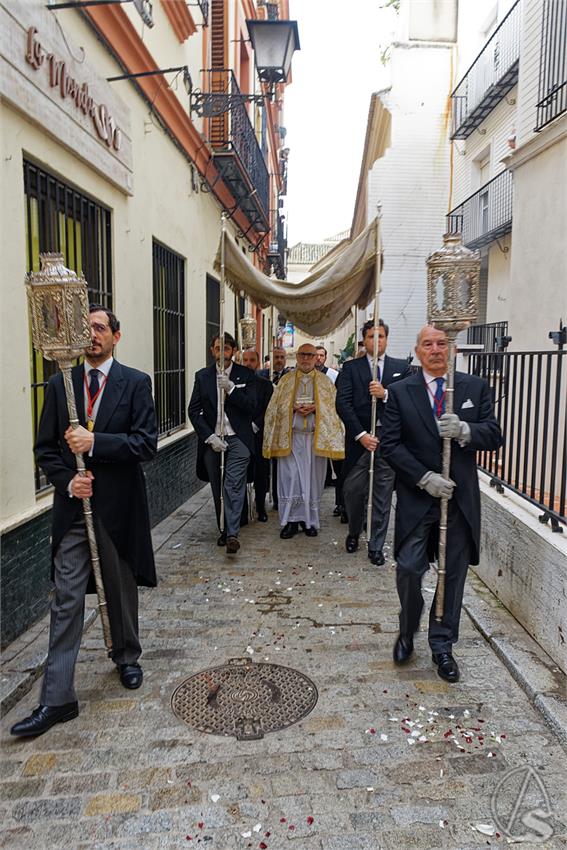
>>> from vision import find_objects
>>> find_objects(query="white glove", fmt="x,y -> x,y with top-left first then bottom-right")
206,434 -> 228,452
437,413 -> 471,445
418,471 -> 456,499
217,373 -> 235,393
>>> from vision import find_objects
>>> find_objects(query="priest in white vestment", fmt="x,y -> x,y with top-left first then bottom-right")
263,343 -> 345,539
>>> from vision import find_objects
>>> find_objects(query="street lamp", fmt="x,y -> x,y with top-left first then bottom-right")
246,19 -> 300,88
426,232 -> 481,623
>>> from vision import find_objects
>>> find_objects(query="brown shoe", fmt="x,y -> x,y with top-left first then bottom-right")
226,536 -> 240,554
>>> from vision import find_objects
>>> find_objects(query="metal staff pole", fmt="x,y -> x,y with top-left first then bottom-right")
61,363 -> 113,649
268,309 -> 274,383
435,331 -> 457,621
26,254 -> 113,651
426,233 -> 480,622
219,213 -> 227,533
366,214 -> 382,541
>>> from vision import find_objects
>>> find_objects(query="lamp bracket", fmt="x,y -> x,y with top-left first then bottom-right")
190,89 -> 265,118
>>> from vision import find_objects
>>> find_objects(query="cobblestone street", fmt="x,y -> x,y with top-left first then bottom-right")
2,487 -> 566,850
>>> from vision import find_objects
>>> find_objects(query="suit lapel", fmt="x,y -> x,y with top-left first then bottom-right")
94,360 -> 126,432
72,364 -> 86,426
408,373 -> 440,439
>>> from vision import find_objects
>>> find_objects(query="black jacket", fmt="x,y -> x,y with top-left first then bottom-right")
188,361 -> 257,481
35,361 -> 158,586
380,370 -> 502,564
335,353 -> 411,476
258,367 -> 291,386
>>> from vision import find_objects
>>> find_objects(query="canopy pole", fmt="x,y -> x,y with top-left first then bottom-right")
366,211 -> 382,543
218,212 -> 227,533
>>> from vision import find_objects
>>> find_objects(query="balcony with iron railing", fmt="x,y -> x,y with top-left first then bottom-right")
451,0 -> 521,139
535,0 -> 567,131
204,69 -> 270,233
447,170 -> 513,249
268,211 -> 287,279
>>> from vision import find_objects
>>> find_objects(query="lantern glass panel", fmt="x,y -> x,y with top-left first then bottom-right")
435,274 -> 446,312
247,21 -> 299,83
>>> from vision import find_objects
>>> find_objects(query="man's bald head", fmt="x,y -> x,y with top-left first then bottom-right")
296,343 -> 317,373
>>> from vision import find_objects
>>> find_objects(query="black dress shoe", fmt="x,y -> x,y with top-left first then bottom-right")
217,532 -> 227,546
257,508 -> 268,522
226,536 -> 240,554
332,505 -> 342,517
432,652 -> 460,683
280,522 -> 298,539
340,511 -> 348,524
10,702 -> 79,737
393,635 -> 414,665
118,663 -> 143,689
304,526 -> 318,537
345,534 -> 359,553
368,550 -> 385,566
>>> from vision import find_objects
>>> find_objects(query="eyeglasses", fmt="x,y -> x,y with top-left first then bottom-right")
90,322 -> 111,334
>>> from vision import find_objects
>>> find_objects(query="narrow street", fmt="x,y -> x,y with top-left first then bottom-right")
2,487 -> 566,850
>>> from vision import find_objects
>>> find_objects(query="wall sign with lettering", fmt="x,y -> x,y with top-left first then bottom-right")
25,26 -> 122,151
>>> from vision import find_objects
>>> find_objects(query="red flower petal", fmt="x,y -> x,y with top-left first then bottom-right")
259,843 -> 267,849
197,822 -> 204,829
280,818 -> 286,823
288,824 -> 295,831
307,816 -> 314,825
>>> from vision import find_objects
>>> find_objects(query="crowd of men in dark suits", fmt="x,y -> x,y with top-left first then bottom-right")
11,308 -> 500,739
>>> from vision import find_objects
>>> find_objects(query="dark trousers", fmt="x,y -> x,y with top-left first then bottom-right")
254,456 -> 270,509
41,518 -> 141,706
396,502 -> 472,654
343,450 -> 395,554
203,435 -> 250,538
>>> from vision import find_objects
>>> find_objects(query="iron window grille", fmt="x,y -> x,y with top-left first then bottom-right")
535,0 -> 567,131
451,0 -> 521,139
152,241 -> 186,438
206,274 -> 220,364
467,321 -> 509,352
447,170 -> 513,249
23,160 -> 113,491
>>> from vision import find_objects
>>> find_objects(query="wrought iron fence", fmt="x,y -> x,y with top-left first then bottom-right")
467,321 -> 509,351
535,0 -> 567,130
468,348 -> 566,530
451,0 -> 521,138
447,170 -> 513,249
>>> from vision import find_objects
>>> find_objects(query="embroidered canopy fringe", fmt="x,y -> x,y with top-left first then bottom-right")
214,218 -> 380,336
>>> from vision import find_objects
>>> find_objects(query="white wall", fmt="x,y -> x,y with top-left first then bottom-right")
367,43 -> 454,359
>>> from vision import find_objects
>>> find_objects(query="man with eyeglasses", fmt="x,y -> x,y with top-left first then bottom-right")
11,305 -> 157,738
263,343 -> 344,538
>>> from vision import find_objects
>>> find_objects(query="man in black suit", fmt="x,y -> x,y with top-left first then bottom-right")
11,305 -> 157,738
336,319 -> 411,565
242,348 -> 273,522
188,333 -> 256,554
380,325 -> 502,683
258,346 -> 290,509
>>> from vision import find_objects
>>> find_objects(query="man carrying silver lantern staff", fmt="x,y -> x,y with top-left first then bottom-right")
380,325 -> 501,683
188,332 -> 256,554
336,319 -> 411,565
11,305 -> 158,738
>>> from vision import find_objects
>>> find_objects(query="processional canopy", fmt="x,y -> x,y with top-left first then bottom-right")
26,253 -> 91,363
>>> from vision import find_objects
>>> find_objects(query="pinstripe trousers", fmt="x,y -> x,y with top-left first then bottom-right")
41,519 -> 141,706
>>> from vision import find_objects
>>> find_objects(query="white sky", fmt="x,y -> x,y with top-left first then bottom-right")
285,0 -> 398,246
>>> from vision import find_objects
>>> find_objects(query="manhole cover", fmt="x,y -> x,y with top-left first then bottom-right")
171,657 -> 318,740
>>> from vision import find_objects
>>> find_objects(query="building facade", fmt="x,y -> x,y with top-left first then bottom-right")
0,0 -> 295,644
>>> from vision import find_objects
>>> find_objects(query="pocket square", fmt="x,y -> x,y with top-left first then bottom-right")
235,383 -> 246,388
461,398 -> 474,409
393,372 -> 401,377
